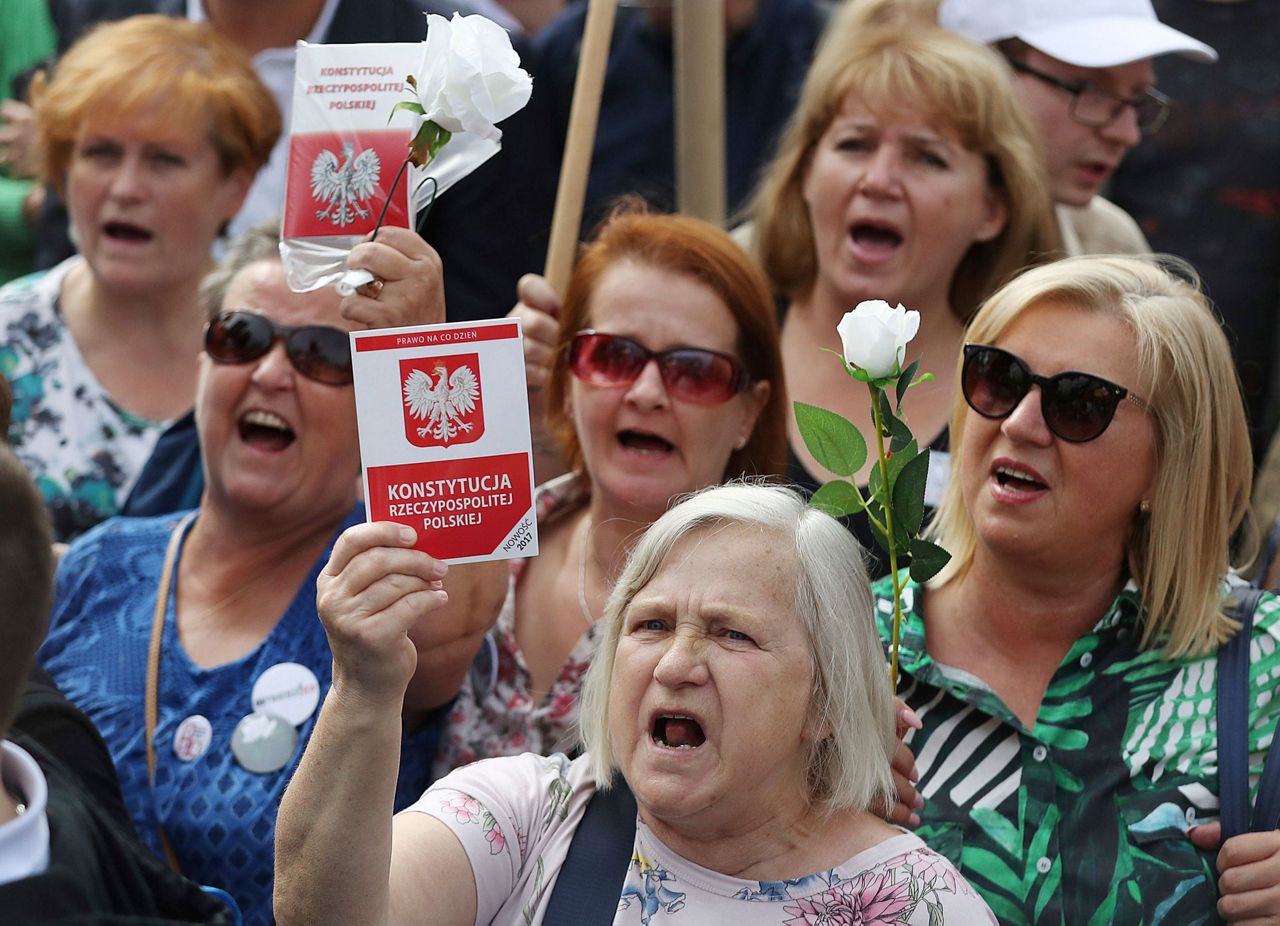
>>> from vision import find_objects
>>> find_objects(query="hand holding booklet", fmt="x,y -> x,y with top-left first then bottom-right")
350,318 -> 538,564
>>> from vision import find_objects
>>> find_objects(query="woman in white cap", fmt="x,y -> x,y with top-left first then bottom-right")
938,0 -> 1217,255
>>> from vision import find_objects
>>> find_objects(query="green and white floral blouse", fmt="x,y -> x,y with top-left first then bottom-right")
874,576 -> 1280,925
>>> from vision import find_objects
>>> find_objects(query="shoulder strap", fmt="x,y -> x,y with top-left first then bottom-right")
542,776 -> 637,925
1215,587 -> 1280,838
1217,588 -> 1258,840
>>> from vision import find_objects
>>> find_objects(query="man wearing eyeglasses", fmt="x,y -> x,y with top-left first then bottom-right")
938,0 -> 1216,256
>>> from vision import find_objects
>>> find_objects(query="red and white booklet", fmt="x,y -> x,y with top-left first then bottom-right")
350,319 -> 538,564
281,41 -> 500,293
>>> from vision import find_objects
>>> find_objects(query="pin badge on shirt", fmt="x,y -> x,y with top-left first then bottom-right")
173,714 -> 213,762
251,662 -> 321,726
230,712 -> 299,774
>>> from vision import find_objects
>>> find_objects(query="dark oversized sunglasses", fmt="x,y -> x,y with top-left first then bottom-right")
204,310 -> 353,385
568,330 -> 750,405
961,344 -> 1149,443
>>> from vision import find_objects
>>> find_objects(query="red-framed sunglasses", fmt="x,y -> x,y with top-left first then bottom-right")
568,330 -> 750,405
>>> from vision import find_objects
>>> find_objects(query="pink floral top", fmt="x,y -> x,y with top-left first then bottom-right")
432,473 -> 594,778
411,752 -> 996,925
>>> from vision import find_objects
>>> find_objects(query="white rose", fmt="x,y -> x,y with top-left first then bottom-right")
414,13 -> 533,143
836,300 -> 921,379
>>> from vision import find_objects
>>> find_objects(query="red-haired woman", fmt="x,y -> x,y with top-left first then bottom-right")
0,16 -> 278,541
432,207 -> 787,775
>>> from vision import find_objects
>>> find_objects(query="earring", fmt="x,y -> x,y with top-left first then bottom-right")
734,436 -> 747,450
1139,499 -> 1151,514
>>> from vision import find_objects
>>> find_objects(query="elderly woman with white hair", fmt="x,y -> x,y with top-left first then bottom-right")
882,254 -> 1280,922
273,483 -> 994,924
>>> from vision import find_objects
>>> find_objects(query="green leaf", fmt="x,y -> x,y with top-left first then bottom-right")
892,448 -> 931,536
888,413 -> 914,453
793,402 -> 867,477
896,358 -> 920,410
388,100 -> 425,125
809,480 -> 865,517
886,439 -> 918,494
849,366 -> 871,383
909,538 -> 951,582
877,389 -> 894,435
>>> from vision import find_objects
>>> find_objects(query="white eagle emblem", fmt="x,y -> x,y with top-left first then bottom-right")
310,142 -> 381,227
403,364 -> 480,443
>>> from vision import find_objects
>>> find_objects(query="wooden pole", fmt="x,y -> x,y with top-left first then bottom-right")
543,0 -> 618,296
673,0 -> 726,225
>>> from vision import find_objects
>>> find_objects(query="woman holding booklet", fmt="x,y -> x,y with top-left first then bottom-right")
38,223 -> 503,926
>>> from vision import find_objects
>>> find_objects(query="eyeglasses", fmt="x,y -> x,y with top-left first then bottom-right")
204,311 -> 353,385
1008,59 -> 1170,135
568,330 -> 750,405
961,344 -> 1148,443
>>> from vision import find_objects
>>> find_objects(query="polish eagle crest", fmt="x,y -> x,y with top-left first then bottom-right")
310,141 -> 380,227
403,364 -> 480,444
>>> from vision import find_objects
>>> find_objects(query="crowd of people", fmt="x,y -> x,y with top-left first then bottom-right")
2,0 -> 1279,924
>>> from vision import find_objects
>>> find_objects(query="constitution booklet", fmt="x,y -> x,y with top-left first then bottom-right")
350,318 -> 538,563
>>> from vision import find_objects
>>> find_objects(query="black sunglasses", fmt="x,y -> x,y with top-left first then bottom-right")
1008,59 -> 1170,135
568,330 -> 750,405
204,310 -> 353,385
961,344 -> 1148,443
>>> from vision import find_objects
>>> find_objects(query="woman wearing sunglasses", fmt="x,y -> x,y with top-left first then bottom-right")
749,19 -> 1060,579
883,254 -> 1280,922
38,222 -> 503,925
430,206 -> 786,776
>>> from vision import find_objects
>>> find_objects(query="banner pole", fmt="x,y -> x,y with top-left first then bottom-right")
543,0 -> 619,295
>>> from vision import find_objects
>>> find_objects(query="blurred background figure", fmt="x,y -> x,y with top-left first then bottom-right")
938,0 -> 1217,256
533,0 -> 831,237
750,20 -> 1058,576
0,0 -> 57,285
39,0 -> 544,324
1104,0 -> 1280,462
0,442 -> 235,923
0,16 -> 277,541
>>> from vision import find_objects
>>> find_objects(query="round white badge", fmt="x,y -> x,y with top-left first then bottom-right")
172,714 -> 213,762
230,711 -> 299,774
250,662 -> 321,727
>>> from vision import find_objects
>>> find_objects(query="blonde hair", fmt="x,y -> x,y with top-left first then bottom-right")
929,255 -> 1253,658
34,15 -> 279,189
750,22 -> 1058,320
578,483 -> 896,814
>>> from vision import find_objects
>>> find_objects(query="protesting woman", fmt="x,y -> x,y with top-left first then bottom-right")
884,255 -> 1280,922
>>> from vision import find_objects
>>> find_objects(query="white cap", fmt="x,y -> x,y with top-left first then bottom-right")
938,0 -> 1217,68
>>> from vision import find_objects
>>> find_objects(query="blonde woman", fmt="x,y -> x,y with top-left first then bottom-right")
882,255 -> 1280,922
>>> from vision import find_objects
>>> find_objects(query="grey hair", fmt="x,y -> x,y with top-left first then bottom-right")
578,482 -> 896,814
198,216 -> 282,319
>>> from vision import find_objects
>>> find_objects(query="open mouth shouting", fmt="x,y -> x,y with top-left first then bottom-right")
651,713 -> 707,751
848,218 -> 903,265
990,459 -> 1048,503
618,429 -> 676,458
238,409 -> 296,453
102,220 -> 154,245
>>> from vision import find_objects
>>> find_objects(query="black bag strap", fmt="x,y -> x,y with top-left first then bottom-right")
1217,587 -> 1280,839
542,776 -> 637,925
